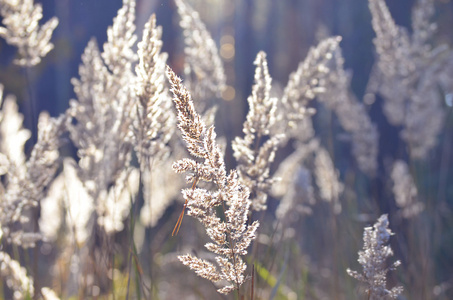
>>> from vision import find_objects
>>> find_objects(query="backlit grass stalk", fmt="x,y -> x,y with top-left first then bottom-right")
232,51 -> 284,211
167,67 -> 259,295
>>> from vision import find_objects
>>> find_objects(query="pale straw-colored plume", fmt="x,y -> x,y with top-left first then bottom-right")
401,72 -> 445,159
59,158 -> 94,245
168,67 -> 259,295
318,46 -> 378,175
0,91 -> 65,247
175,0 -> 226,105
25,112 -> 65,205
314,146 -> 343,214
273,141 -> 318,221
0,84 -> 30,173
39,157 -> 94,245
0,29 -> 63,294
97,167 -> 139,234
133,14 -> 176,227
0,242 -> 60,299
67,0 -> 138,235
133,14 -> 174,169
281,37 -> 341,139
41,287 -> 60,300
102,0 -> 137,77
272,141 -> 317,203
66,39 -> 117,233
0,250 -> 34,300
39,171 -> 64,242
139,156 -> 182,227
368,0 -> 413,125
280,35 -> 378,178
0,0 -> 58,66
273,36 -> 347,219
347,214 -> 403,299
232,51 -> 284,211
61,4 -> 140,292
273,37 -> 333,144
270,40 -> 339,214
277,165 -> 315,219
391,160 -> 423,218
368,0 -> 414,125
369,0 -> 450,159
30,112 -> 71,245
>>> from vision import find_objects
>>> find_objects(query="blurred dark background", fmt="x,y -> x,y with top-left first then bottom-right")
1,0 -> 452,126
